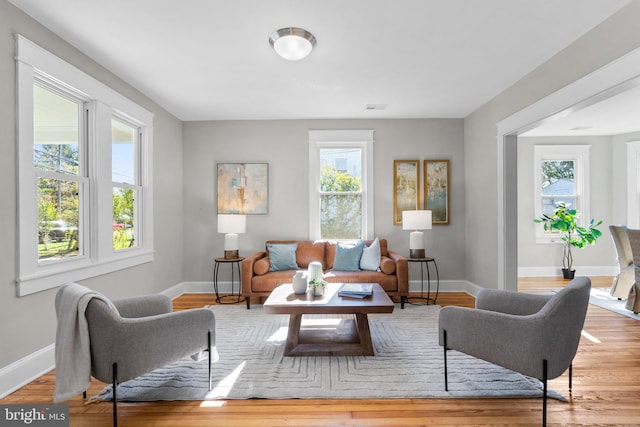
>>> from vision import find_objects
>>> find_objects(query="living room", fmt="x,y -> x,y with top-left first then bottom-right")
2,1 -> 640,425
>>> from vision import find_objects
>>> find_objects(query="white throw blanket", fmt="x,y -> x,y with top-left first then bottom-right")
53,282 -> 117,403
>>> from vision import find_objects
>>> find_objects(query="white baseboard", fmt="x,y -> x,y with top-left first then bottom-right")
408,279 -> 480,296
518,265 -> 618,277
0,344 -> 55,399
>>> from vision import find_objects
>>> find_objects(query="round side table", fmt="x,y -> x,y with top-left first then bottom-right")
407,257 -> 440,304
213,257 -> 245,304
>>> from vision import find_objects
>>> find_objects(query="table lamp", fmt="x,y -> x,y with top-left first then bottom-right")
402,210 -> 432,258
218,214 -> 246,259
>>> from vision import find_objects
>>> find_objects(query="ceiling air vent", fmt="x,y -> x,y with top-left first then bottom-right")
366,104 -> 388,110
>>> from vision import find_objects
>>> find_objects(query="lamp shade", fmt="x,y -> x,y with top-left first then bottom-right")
217,214 -> 246,234
402,210 -> 432,230
218,214 -> 246,259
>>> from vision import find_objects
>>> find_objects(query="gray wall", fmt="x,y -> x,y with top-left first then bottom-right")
182,119 -> 465,282
516,136 -> 616,272
464,1 -> 640,289
0,2 -> 184,368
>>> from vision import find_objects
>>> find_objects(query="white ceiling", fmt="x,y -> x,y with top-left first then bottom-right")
521,82 -> 640,137
9,0 -> 632,122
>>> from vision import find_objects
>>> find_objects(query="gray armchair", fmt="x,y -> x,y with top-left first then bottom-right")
609,225 -> 634,300
55,284 -> 215,427
625,228 -> 640,314
439,277 -> 591,426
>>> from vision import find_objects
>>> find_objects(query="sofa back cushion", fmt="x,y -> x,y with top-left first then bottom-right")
265,240 -> 327,269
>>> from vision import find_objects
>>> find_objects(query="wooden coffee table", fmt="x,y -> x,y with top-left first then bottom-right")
263,282 -> 394,356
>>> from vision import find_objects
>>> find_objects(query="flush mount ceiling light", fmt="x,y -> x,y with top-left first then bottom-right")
269,27 -> 316,61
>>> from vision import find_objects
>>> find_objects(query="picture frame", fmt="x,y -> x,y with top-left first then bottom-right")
424,159 -> 450,224
217,162 -> 269,214
393,160 -> 420,225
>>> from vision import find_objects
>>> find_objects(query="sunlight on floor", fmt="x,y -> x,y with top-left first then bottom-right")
202,360 -> 246,402
581,329 -> 601,344
267,327 -> 288,342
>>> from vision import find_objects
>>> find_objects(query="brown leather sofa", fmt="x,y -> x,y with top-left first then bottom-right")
241,239 -> 408,309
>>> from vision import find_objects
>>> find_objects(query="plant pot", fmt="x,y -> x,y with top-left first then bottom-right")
562,268 -> 576,280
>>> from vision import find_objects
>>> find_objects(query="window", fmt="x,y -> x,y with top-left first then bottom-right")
112,118 -> 139,250
308,130 -> 374,240
33,82 -> 85,262
16,35 -> 154,296
534,145 -> 590,243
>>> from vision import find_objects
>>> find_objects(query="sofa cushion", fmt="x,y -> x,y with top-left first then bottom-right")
379,256 -> 396,274
253,257 -> 270,275
360,237 -> 381,271
267,243 -> 299,271
295,241 -> 327,269
333,241 -> 364,271
327,239 -> 389,269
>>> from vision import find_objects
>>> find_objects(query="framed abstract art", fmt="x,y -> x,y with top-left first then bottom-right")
217,162 -> 268,214
393,160 -> 420,225
424,159 -> 449,224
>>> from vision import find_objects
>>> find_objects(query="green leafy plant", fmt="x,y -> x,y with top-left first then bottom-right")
308,277 -> 327,295
534,201 -> 603,276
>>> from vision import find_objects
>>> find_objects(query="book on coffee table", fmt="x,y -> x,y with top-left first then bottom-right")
338,283 -> 374,299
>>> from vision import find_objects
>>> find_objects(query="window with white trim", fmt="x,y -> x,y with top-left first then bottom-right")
308,130 -> 374,240
16,35 -> 154,296
534,145 -> 591,243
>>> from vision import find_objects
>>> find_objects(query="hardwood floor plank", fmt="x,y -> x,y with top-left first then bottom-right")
2,277 -> 639,426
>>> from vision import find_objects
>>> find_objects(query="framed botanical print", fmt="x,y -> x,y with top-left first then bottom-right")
217,162 -> 269,214
393,160 -> 420,225
424,159 -> 449,224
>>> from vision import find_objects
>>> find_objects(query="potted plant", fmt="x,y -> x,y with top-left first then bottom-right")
534,201 -> 603,279
308,277 -> 327,297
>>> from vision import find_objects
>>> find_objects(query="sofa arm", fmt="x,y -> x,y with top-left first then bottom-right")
241,251 -> 266,294
387,250 -> 409,294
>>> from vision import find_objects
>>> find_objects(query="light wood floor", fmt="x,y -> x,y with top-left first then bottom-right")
3,277 -> 640,426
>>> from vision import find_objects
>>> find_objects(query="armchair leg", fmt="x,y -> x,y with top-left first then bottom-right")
208,331 -> 212,391
569,363 -> 573,392
443,330 -> 448,392
112,362 -> 118,427
246,297 -> 251,309
542,359 -> 548,427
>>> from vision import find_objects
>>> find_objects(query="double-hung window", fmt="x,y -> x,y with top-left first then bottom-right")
308,130 -> 374,240
533,145 -> 591,243
16,35 -> 154,296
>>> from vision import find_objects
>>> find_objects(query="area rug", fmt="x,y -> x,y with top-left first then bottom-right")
589,287 -> 640,320
97,304 -> 564,402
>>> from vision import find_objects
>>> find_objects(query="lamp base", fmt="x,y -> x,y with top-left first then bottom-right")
224,250 -> 239,259
409,249 -> 425,259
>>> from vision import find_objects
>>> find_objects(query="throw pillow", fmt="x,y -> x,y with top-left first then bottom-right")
253,257 -> 270,275
267,243 -> 299,271
360,237 -> 381,271
333,240 -> 364,271
379,256 -> 396,274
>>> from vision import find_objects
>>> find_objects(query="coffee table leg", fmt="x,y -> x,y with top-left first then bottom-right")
355,313 -> 374,355
284,314 -> 302,356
